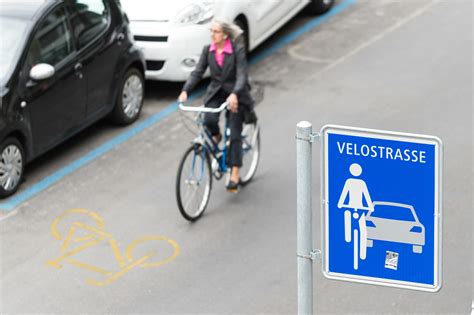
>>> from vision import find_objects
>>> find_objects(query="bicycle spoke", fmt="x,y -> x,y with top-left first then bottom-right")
183,185 -> 199,212
176,144 -> 212,221
182,160 -> 202,213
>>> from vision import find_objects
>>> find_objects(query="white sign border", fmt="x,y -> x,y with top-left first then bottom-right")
320,124 -> 443,292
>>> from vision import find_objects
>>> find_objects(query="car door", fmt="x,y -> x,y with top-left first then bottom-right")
22,4 -> 86,155
67,0 -> 123,118
248,0 -> 289,40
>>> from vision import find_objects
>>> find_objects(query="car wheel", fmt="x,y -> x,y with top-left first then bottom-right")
307,0 -> 334,15
413,245 -> 423,254
0,137 -> 25,198
234,18 -> 249,54
111,67 -> 145,125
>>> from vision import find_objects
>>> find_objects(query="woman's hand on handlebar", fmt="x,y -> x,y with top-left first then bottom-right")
178,91 -> 188,103
227,93 -> 238,113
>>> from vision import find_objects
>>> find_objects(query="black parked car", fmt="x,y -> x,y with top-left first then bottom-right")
0,0 -> 146,197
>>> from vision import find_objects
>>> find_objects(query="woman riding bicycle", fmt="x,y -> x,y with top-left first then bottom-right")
178,18 -> 255,193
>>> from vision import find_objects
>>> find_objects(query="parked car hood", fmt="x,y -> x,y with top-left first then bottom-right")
121,0 -> 201,22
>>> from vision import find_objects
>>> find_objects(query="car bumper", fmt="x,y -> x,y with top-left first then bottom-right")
129,21 -> 211,81
366,227 -> 425,246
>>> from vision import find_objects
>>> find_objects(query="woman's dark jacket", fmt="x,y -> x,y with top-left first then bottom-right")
182,40 -> 254,110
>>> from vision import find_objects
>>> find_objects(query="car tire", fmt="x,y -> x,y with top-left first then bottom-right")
307,0 -> 334,15
413,245 -> 423,254
111,67 -> 145,125
0,137 -> 25,198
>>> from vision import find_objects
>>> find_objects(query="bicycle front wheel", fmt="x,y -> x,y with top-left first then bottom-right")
176,144 -> 212,222
240,123 -> 260,185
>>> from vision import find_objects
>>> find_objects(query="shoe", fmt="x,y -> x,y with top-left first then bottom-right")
226,180 -> 239,193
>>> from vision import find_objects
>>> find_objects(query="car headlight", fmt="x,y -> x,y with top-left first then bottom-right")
175,1 -> 214,25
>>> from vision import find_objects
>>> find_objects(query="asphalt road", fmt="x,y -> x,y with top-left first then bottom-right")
0,0 -> 472,314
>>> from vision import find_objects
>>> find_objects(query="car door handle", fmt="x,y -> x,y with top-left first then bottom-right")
74,63 -> 83,79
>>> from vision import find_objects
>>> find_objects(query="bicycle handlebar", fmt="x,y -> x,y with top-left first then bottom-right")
339,204 -> 374,211
178,101 -> 229,113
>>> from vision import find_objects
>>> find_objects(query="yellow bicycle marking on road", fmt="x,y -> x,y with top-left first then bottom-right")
86,254 -> 152,287
126,236 -> 180,268
50,208 -> 105,242
47,209 -> 180,286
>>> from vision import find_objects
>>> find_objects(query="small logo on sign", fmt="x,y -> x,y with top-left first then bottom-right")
385,251 -> 399,270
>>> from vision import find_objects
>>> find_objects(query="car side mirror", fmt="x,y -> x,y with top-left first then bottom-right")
29,63 -> 55,81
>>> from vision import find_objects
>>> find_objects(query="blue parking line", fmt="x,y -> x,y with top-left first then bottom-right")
0,0 -> 356,212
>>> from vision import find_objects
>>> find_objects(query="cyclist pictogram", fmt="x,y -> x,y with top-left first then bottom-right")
337,163 -> 374,270
47,209 -> 180,286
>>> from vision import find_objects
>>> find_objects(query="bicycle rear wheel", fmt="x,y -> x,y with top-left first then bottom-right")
240,123 -> 260,185
176,144 -> 212,221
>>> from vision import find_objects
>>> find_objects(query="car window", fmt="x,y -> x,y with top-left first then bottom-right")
68,0 -> 110,48
370,204 -> 416,222
26,6 -> 73,68
0,17 -> 29,84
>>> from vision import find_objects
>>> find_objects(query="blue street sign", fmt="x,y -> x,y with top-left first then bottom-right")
321,125 -> 442,292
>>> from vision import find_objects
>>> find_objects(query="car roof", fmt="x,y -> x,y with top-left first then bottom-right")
0,0 -> 57,20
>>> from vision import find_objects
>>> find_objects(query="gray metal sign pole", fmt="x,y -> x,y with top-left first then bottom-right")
296,121 -> 313,315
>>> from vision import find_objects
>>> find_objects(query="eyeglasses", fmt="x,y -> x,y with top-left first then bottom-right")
209,29 -> 223,34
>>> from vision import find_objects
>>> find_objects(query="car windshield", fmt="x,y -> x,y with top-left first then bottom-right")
370,204 -> 416,221
0,16 -> 29,84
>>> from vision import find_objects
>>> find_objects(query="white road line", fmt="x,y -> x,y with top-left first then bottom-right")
288,44 -> 336,63
307,0 -> 440,80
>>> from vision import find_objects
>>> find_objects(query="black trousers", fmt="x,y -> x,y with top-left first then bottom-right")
204,89 -> 244,168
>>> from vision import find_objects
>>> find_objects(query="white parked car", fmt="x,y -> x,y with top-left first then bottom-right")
120,0 -> 334,81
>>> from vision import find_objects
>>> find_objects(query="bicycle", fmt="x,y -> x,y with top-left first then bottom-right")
339,204 -> 373,270
176,101 -> 260,222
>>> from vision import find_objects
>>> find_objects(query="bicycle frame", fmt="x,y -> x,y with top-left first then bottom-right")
341,206 -> 370,270
179,102 -> 231,177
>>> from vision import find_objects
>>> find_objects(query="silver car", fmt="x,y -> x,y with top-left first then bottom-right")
366,201 -> 425,253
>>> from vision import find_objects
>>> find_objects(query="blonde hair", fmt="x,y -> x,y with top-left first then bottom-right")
212,17 -> 243,41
